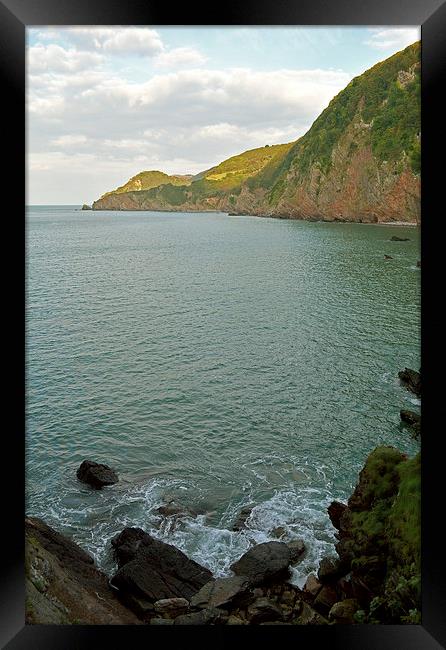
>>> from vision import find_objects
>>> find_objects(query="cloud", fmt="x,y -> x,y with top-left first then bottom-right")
27,44 -> 104,73
51,134 -> 88,147
365,28 -> 420,50
154,47 -> 208,68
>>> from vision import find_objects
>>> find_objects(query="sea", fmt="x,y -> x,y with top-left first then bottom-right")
26,205 -> 421,587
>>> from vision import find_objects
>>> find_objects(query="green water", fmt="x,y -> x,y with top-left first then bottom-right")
26,206 -> 420,585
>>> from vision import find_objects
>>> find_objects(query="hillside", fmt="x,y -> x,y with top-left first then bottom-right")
92,42 -> 420,223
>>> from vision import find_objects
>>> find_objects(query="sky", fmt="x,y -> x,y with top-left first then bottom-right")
27,26 -> 420,205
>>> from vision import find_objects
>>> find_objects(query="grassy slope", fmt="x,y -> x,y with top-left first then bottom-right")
102,170 -> 193,198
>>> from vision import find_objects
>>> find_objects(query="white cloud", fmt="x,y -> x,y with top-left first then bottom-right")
51,134 -> 88,147
27,44 -> 104,73
365,27 -> 420,50
154,47 -> 208,68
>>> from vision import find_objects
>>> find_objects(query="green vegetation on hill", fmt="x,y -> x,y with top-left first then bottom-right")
102,170 -> 193,198
286,42 -> 420,177
345,447 -> 421,624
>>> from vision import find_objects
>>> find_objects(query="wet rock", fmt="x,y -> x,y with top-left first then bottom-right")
287,539 -> 306,564
230,541 -> 291,586
328,501 -> 348,530
156,503 -> 186,517
329,598 -> 360,624
416,260 -> 421,267
384,254 -> 393,260
313,585 -> 338,616
246,597 -> 284,624
400,409 -> 421,436
318,557 -> 345,583
76,460 -> 118,489
270,526 -> 287,539
190,576 -> 251,609
398,368 -> 421,397
174,607 -> 227,625
232,506 -> 254,531
304,574 -> 322,598
111,527 -> 148,568
294,601 -> 329,625
390,236 -> 410,241
154,597 -> 189,617
110,529 -> 212,606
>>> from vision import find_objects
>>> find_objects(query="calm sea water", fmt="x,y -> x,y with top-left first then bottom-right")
26,206 -> 420,586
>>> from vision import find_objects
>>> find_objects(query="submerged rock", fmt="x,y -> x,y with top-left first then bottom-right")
287,539 -> 306,564
232,505 -> 254,531
76,460 -> 118,489
230,541 -> 291,586
110,528 -> 212,606
398,367 -> 421,397
390,236 -> 410,241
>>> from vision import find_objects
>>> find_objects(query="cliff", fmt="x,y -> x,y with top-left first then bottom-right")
92,43 -> 420,223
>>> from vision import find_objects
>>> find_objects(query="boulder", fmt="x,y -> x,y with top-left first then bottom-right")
150,617 -> 174,625
190,576 -> 251,609
416,260 -> 421,267
329,598 -> 360,624
304,574 -> 322,598
328,501 -> 348,530
76,460 -> 118,489
390,236 -> 410,241
270,526 -> 287,539
110,530 -> 212,606
173,607 -> 227,625
313,585 -> 338,616
400,409 -> 421,436
246,597 -> 284,624
318,557 -> 345,583
232,506 -> 253,531
230,542 -> 291,586
287,539 -> 306,564
384,254 -> 393,260
154,597 -> 189,617
111,527 -> 148,568
398,368 -> 421,397
294,601 -> 329,625
227,615 -> 246,625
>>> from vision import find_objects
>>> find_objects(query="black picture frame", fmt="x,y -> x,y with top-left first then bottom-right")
2,0 -> 445,647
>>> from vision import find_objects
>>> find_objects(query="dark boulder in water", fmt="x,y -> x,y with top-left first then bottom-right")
110,528 -> 213,607
76,460 -> 118,489
400,409 -> 421,436
230,541 -> 291,586
390,236 -> 410,241
398,368 -> 421,397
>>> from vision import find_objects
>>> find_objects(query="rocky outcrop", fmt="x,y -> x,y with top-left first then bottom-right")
76,460 -> 118,489
110,527 -> 212,614
398,368 -> 421,397
400,409 -> 421,436
310,446 -> 421,624
25,517 -> 140,624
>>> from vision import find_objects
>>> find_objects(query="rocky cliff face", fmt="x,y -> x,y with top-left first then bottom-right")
92,43 -> 420,223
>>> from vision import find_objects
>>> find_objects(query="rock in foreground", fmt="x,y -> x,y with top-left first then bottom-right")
25,517 -> 140,624
230,541 -> 291,586
110,527 -> 213,609
76,460 -> 119,489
